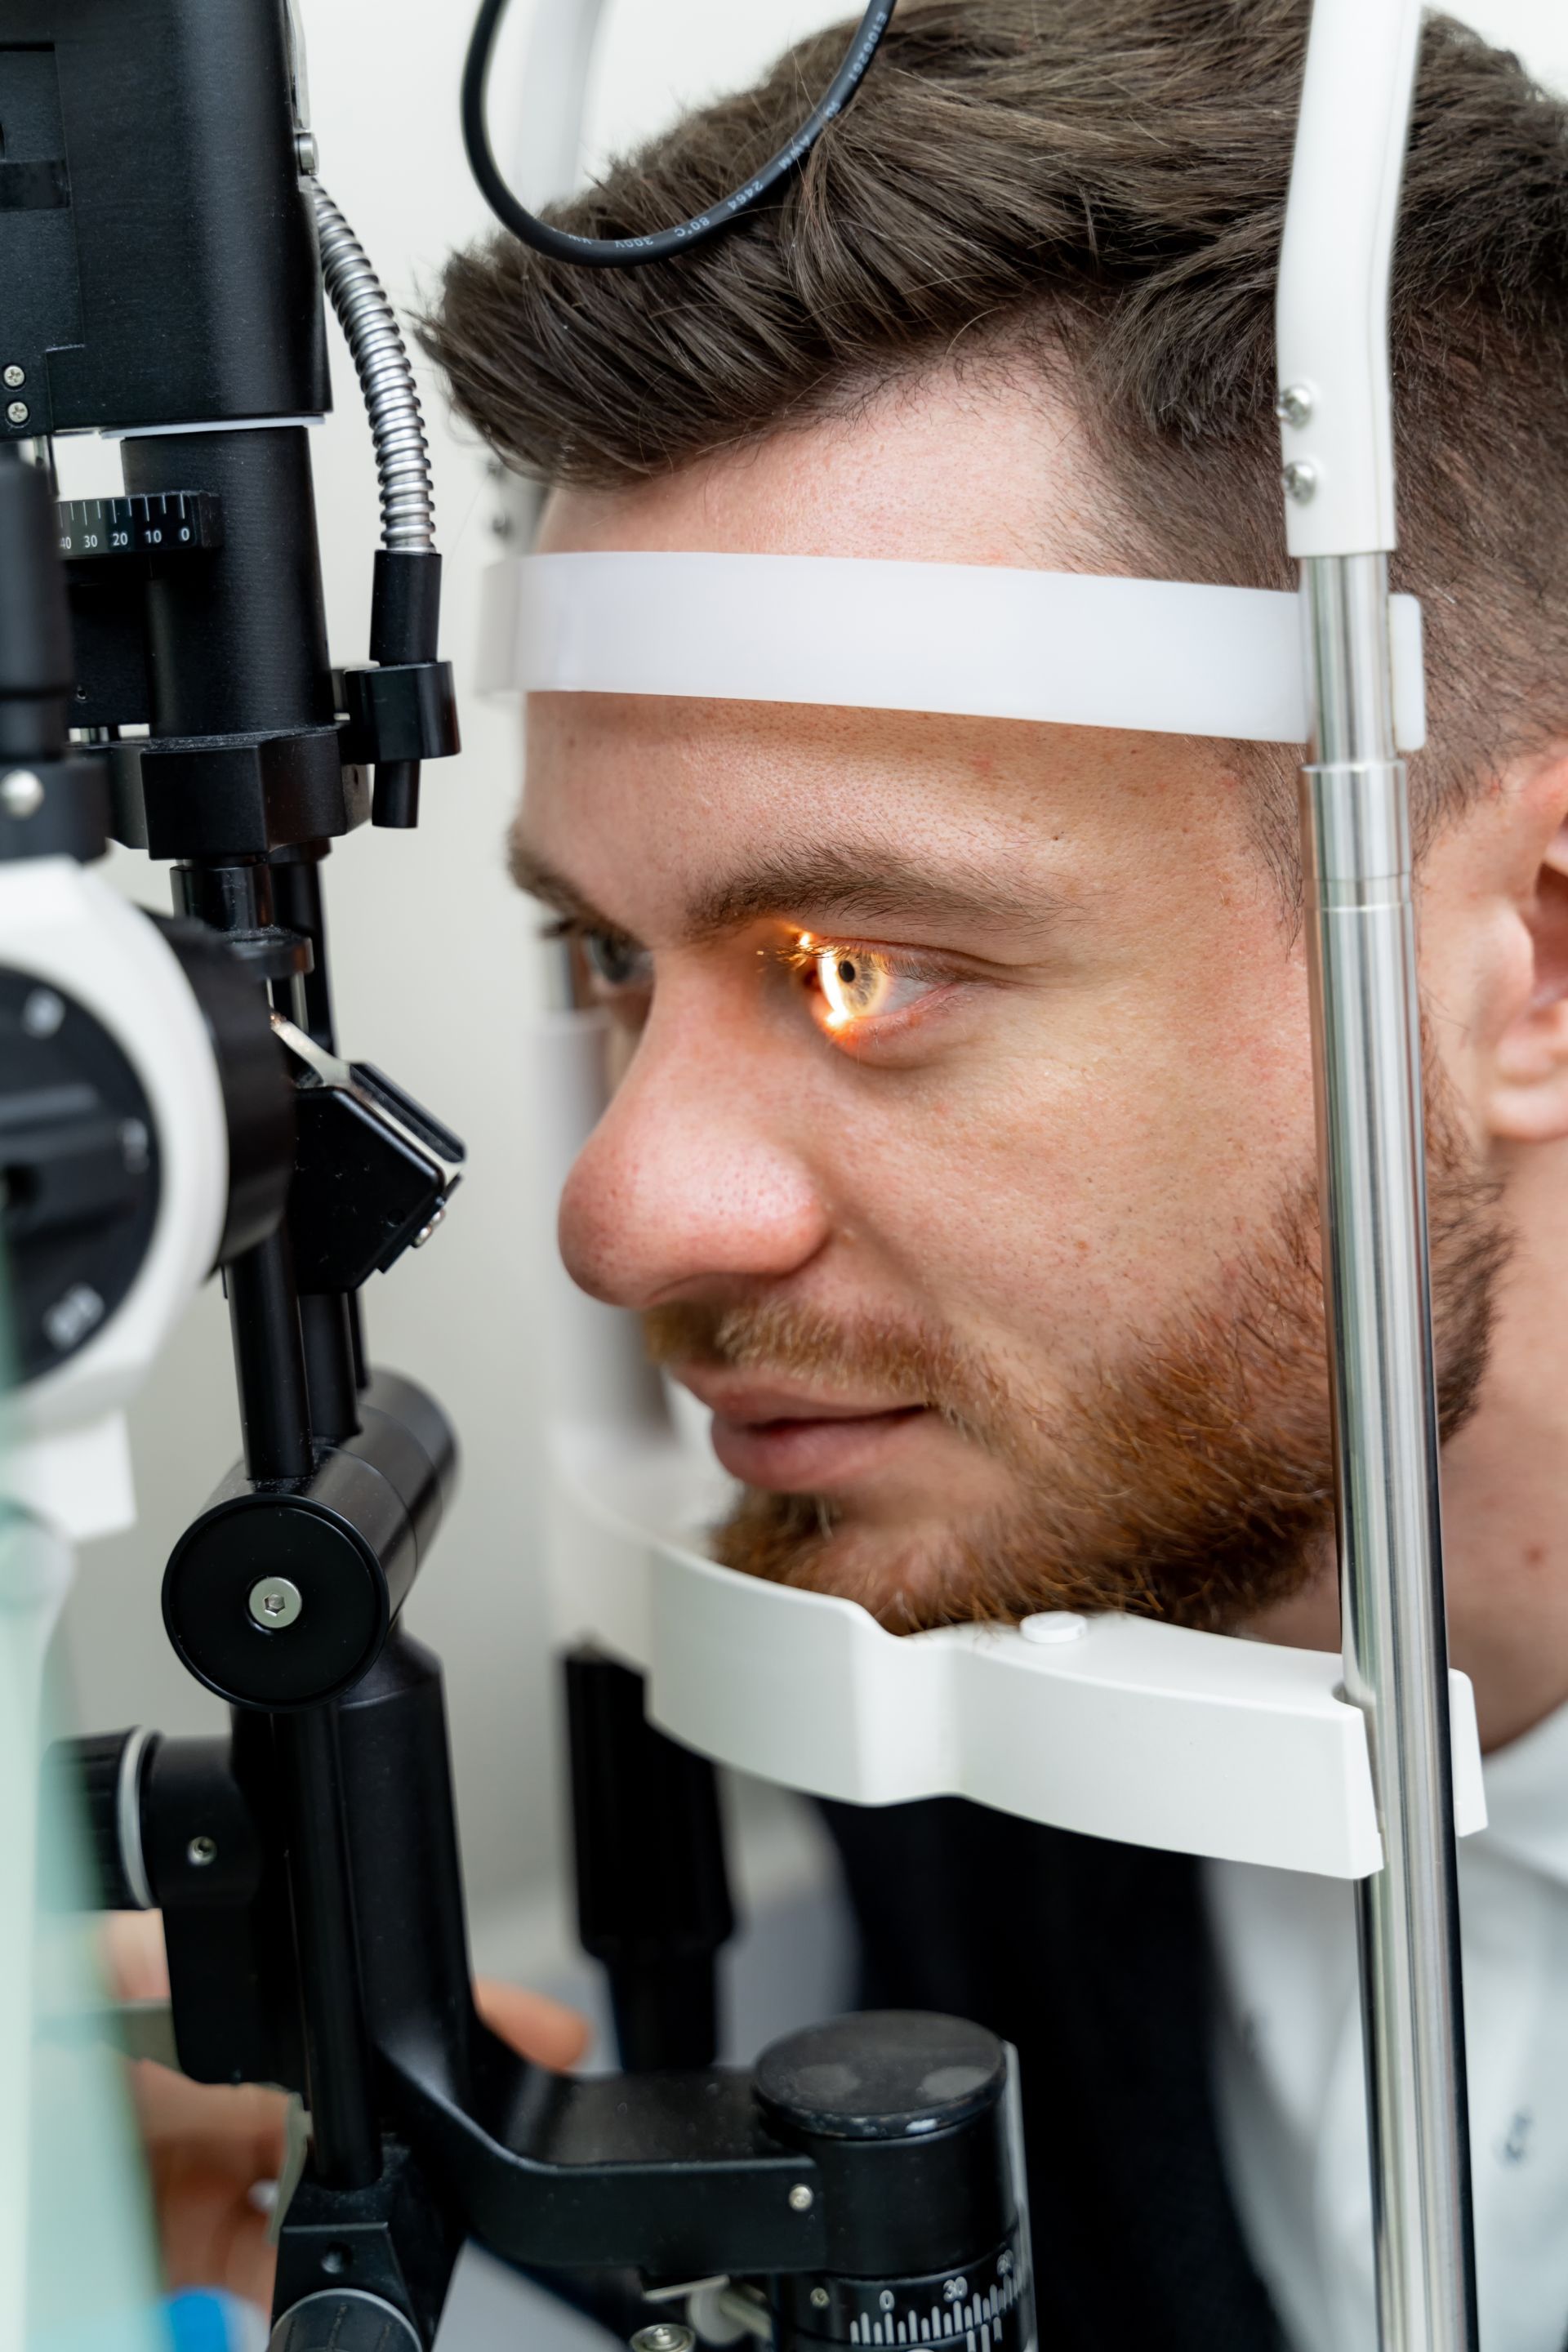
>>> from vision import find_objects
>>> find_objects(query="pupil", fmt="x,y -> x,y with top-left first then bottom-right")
838,958 -> 857,984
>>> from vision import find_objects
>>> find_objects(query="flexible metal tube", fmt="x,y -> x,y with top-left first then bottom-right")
1300,552 -> 1478,2352
311,184 -> 436,552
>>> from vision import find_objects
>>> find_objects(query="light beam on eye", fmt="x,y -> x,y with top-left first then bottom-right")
817,945 -> 895,1028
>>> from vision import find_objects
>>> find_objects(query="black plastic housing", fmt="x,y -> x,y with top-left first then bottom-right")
163,1370 -> 457,1708
0,446 -> 109,858
565,1653 -> 736,2071
0,0 -> 327,437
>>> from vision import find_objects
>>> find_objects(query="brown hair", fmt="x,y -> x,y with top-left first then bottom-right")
423,0 -> 1568,852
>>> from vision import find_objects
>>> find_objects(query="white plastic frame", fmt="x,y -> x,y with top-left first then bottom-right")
482,550 -> 1428,750
1,860 -> 229,1542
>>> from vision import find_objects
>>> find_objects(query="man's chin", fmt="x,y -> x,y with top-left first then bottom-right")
708,1486 -> 971,1633
707,1477 -> 1334,1639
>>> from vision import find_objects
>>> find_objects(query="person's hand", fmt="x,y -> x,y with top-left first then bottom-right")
106,1910 -> 590,2310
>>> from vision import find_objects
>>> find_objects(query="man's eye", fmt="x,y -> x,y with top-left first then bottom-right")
804,941 -> 944,1036
582,929 -> 652,992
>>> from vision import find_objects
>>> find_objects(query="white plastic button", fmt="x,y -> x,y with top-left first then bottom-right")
1019,1611 -> 1089,1646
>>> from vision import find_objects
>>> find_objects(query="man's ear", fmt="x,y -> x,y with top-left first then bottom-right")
1487,752 -> 1568,1145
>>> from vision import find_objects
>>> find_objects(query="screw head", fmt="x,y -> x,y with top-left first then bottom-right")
248,1575 -> 304,1630
295,129 -> 318,176
1274,382 -> 1312,429
2,365 -> 24,390
43,1282 -> 104,1352
187,1834 -> 218,1869
1282,460 -> 1318,505
787,2183 -> 814,2213
23,987 -> 65,1039
6,399 -> 29,426
810,2289 -> 830,2310
631,2328 -> 694,2352
2,768 -> 45,819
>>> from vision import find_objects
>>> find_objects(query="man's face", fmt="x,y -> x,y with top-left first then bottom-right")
518,372 -> 1496,1633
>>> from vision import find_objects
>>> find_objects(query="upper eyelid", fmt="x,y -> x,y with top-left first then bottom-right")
792,936 -> 969,982
539,911 -> 647,956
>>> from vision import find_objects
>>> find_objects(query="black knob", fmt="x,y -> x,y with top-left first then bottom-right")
46,1729 -> 158,1910
755,2014 -> 1033,2352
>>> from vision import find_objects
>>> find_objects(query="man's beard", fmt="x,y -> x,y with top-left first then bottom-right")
644,1106 -> 1509,1636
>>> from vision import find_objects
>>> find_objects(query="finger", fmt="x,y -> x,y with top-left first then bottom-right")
104,1909 -> 171,2003
131,2067 -> 287,2312
156,2180 -> 278,2312
129,2062 -> 291,2183
474,1977 -> 592,2069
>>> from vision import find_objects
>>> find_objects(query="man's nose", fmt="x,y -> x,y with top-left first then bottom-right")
558,1014 -> 831,1311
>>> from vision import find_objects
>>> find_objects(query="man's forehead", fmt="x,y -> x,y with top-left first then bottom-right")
537,362 -> 1114,574
512,681 -> 1240,956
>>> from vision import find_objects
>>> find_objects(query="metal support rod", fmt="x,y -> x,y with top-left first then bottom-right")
225,1233 -> 314,1485
273,1704 -> 381,2189
1299,551 -> 1478,2351
270,851 -> 368,1426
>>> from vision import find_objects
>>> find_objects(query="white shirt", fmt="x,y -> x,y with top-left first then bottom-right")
1206,1698 -> 1568,2352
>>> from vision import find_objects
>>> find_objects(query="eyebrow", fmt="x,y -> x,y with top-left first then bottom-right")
507,829 -> 1054,943
508,831 -> 612,928
680,846 -> 1052,942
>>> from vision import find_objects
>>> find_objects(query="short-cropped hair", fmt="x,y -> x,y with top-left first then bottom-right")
423,1 -> 1568,867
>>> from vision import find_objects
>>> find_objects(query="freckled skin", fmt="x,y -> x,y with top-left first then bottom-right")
521,368 -> 1568,1747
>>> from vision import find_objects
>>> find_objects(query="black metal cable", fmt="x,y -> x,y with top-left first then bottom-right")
461,0 -> 896,268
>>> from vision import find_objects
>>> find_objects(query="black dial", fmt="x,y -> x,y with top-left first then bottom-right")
0,968 -> 160,1379
783,2225 -> 1031,2352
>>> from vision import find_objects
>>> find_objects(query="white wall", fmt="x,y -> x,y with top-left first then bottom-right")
56,0 -> 1568,1935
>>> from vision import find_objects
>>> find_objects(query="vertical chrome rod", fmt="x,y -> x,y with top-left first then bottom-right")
1300,551 -> 1478,2352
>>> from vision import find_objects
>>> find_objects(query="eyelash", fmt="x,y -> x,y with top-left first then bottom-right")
542,918 -> 956,1044
541,915 -> 653,995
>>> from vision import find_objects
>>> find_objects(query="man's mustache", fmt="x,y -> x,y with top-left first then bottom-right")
643,1296 -> 1011,1447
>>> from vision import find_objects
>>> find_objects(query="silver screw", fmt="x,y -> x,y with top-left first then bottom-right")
1274,383 -> 1312,429
7,399 -> 29,426
248,1575 -> 305,1631
631,2328 -> 695,2352
187,1835 -> 218,1869
2,365 -> 24,390
23,987 -> 65,1039
2,768 -> 45,819
787,2184 -> 814,2213
810,2290 -> 830,2310
295,129 -> 318,176
1282,460 -> 1318,506
43,1282 -> 104,1351
412,1203 -> 447,1249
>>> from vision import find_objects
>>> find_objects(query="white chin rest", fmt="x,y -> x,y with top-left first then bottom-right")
546,1413 -> 1482,1882
480,550 -> 1427,751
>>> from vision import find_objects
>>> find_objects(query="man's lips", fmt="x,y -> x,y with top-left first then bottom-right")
672,1370 -> 929,1492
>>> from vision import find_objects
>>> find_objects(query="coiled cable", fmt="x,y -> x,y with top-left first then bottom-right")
311,183 -> 436,551
461,0 -> 897,269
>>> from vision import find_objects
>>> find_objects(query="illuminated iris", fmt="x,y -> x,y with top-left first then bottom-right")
817,945 -> 899,1027
797,935 -> 941,1036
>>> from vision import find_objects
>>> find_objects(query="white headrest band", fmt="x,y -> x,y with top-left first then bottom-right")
479,551 -> 1427,751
